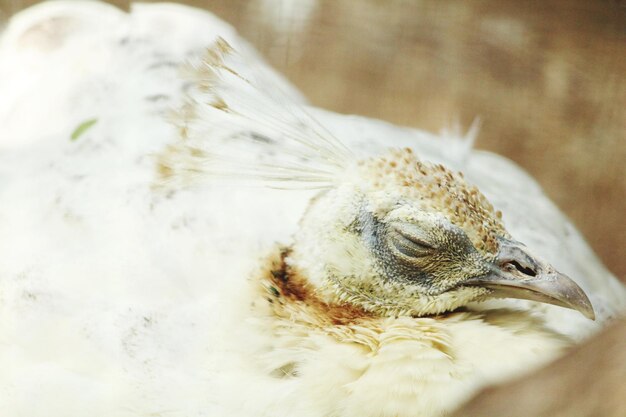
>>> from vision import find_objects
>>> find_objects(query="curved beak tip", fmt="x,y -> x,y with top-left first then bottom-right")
549,272 -> 596,321
578,306 -> 596,321
575,295 -> 595,321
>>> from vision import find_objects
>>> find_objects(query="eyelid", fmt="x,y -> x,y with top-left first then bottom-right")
390,231 -> 433,258
391,223 -> 437,250
389,224 -> 437,258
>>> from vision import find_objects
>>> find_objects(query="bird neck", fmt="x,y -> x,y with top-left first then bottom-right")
258,247 -> 373,326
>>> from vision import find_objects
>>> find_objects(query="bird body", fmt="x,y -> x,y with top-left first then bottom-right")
0,2 -> 624,417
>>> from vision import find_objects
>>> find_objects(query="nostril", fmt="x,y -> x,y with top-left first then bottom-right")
503,260 -> 537,277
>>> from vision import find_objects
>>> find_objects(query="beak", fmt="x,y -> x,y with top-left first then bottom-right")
467,239 -> 595,320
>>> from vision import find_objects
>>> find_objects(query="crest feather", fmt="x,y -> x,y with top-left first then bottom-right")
156,38 -> 354,190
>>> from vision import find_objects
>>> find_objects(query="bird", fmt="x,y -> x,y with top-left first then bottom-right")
0,2 -> 624,417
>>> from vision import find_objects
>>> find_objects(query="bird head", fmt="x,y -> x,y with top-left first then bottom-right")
290,148 -> 595,319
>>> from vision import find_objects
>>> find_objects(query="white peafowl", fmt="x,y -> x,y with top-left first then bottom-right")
0,2 -> 623,417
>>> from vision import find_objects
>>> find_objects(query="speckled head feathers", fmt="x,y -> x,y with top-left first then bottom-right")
357,148 -> 509,256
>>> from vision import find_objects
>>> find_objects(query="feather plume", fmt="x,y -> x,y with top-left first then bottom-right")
156,38 -> 355,190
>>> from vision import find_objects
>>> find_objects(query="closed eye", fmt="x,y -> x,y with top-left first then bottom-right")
390,227 -> 436,258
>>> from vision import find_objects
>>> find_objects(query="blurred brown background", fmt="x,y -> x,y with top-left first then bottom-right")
1,0 -> 625,280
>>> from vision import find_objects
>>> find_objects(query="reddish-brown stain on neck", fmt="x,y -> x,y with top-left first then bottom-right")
262,247 -> 372,326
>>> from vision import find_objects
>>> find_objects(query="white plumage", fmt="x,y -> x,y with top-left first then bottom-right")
0,2 -> 624,417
